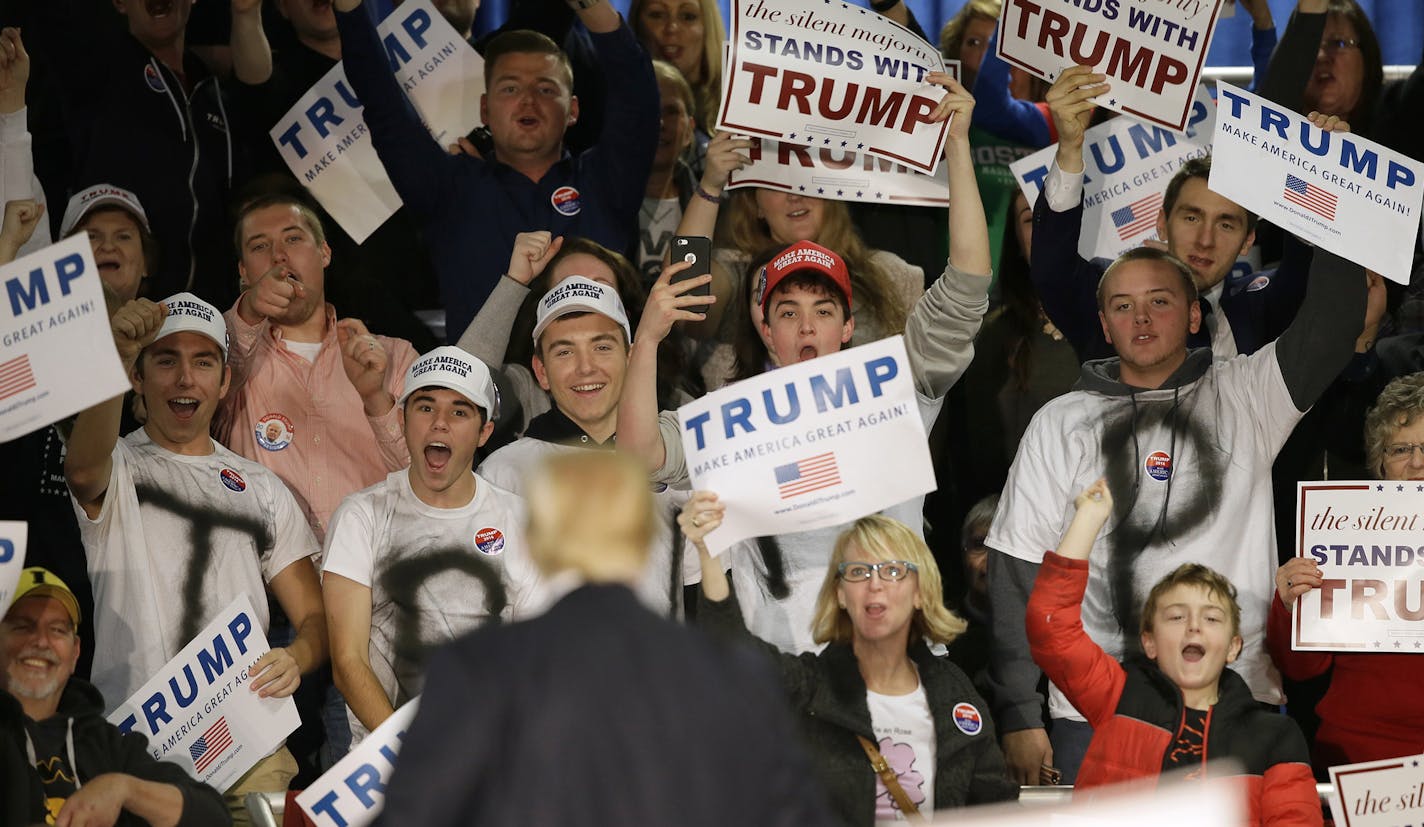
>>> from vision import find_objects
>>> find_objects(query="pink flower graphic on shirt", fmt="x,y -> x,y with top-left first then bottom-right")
873,737 -> 926,816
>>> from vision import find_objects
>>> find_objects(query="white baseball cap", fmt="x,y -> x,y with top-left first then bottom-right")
398,346 -> 499,419
156,292 -> 228,356
61,184 -> 152,237
531,276 -> 632,345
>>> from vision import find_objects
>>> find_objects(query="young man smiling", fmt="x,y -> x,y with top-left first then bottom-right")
477,277 -> 698,616
63,293 -> 328,813
322,346 -> 542,744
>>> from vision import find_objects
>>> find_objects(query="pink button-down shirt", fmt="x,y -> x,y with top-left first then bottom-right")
217,304 -> 418,541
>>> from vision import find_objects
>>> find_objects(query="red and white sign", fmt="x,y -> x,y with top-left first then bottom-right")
996,0 -> 1226,132
719,0 -> 950,174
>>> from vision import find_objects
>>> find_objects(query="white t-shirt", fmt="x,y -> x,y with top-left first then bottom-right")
478,437 -> 699,617
74,429 -> 318,713
867,685 -> 936,823
988,346 -> 1298,713
322,469 -> 542,743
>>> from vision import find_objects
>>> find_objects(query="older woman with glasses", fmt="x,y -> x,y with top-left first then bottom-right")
1267,372 -> 1424,774
681,493 -> 1017,826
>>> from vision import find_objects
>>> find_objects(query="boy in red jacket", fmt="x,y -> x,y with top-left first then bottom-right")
1026,480 -> 1321,826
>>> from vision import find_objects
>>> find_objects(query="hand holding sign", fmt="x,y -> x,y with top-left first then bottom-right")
1275,557 -> 1323,607
678,490 -> 726,549
506,231 -> 563,286
701,131 -> 755,195
111,299 -> 167,369
248,646 -> 301,699
925,72 -> 973,141
0,27 -> 29,113
1046,66 -> 1110,172
637,259 -> 715,346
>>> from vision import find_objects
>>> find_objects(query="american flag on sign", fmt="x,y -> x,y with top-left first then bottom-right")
189,716 -> 234,774
0,354 -> 36,401
774,452 -> 842,499
1110,193 -> 1163,241
1283,174 -> 1338,220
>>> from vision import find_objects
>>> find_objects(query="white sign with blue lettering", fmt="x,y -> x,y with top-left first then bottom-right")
1293,482 -> 1424,653
0,521 -> 26,609
678,336 -> 934,555
270,0 -> 483,242
997,0 -> 1225,133
1210,82 -> 1424,285
297,698 -> 420,827
106,594 -> 300,792
1009,84 -> 1214,262
0,235 -> 129,442
718,0 -> 950,174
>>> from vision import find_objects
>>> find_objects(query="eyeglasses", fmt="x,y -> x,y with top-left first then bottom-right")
1383,443 -> 1424,462
1319,37 -> 1360,54
837,560 -> 918,582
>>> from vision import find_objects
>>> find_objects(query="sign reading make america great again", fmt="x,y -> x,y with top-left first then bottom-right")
719,0 -> 950,174
679,336 -> 935,555
996,0 -> 1225,133
298,699 -> 420,827
107,595 -> 300,792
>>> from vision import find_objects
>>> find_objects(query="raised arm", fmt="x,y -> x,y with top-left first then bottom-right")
903,73 -> 992,399
66,300 -> 167,519
1025,481 -> 1127,728
0,29 -> 51,260
971,32 -> 1053,147
1258,0 -> 1328,111
333,0 -> 462,219
229,0 -> 273,85
617,259 -> 711,475
1274,243 -> 1367,412
675,131 -> 751,338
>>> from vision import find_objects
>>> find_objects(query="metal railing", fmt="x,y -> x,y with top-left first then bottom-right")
1017,782 -> 1337,806
1203,64 -> 1416,85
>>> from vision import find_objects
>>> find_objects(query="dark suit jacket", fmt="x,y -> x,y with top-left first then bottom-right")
374,584 -> 835,827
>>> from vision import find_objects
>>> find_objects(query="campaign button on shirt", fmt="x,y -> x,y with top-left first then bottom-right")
952,702 -> 982,736
144,63 -> 167,93
220,468 -> 247,492
475,527 -> 506,556
551,186 -> 582,216
255,413 -> 294,452
1145,451 -> 1173,481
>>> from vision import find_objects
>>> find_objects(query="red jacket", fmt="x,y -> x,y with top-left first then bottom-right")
1028,553 -> 1321,826
1266,594 -> 1424,769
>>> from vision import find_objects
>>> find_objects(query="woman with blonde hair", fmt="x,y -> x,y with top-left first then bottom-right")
374,452 -> 835,826
681,492 -> 1017,825
630,0 -> 725,135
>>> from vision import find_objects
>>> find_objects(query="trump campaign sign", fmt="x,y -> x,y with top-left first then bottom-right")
1209,83 -> 1424,285
297,699 -> 420,827
0,522 -> 25,610
997,0 -> 1226,132
0,235 -> 129,442
1293,483 -> 1424,653
107,595 -> 300,791
679,336 -> 935,555
1009,83 -> 1214,261
719,0 -> 950,174
1328,755 -> 1424,827
271,0 -> 483,242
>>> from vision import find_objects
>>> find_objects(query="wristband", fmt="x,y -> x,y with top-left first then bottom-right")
870,0 -> 900,12
695,184 -> 724,205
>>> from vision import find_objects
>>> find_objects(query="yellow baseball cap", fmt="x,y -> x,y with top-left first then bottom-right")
9,567 -> 81,626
